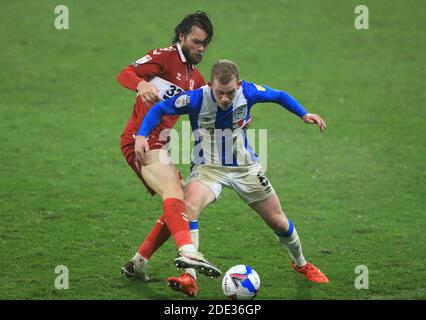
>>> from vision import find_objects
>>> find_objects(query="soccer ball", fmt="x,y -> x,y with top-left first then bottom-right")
221,265 -> 260,300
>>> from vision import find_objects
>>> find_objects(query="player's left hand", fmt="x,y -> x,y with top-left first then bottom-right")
303,113 -> 326,132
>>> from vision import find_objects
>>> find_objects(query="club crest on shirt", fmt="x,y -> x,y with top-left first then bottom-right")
234,104 -> 247,120
175,95 -> 190,108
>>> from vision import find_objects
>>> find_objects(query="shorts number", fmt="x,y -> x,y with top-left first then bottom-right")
257,171 -> 269,187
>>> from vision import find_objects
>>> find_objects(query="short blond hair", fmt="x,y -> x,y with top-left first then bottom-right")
210,59 -> 240,84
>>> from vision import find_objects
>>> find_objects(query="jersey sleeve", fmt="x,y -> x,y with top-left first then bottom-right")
242,80 -> 309,118
116,50 -> 167,91
136,89 -> 203,137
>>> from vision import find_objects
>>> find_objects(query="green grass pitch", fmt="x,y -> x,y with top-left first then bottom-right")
0,0 -> 425,300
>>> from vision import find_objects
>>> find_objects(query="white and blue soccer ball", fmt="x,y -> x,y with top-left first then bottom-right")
221,265 -> 260,300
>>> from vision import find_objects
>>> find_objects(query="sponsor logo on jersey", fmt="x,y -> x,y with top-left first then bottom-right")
175,95 -> 190,108
255,84 -> 266,91
176,72 -> 182,81
234,104 -> 247,120
133,55 -> 152,66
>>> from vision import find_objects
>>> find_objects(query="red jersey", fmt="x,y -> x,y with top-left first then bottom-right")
117,43 -> 206,135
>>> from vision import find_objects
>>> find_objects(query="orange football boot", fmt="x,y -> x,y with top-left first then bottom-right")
291,262 -> 329,283
167,273 -> 198,297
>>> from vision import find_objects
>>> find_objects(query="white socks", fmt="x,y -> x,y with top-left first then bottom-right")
132,252 -> 148,270
185,220 -> 199,279
275,220 -> 307,268
178,244 -> 197,255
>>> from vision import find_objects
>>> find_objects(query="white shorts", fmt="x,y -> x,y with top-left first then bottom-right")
187,162 -> 276,204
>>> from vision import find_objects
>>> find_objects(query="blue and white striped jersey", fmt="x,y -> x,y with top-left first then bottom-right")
137,80 -> 309,167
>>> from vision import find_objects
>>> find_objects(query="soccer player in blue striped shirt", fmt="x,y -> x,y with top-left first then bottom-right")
135,59 -> 328,296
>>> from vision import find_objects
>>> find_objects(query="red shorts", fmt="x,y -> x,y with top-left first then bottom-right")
120,97 -> 181,195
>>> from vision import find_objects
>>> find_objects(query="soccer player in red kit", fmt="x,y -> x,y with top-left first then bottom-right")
117,12 -> 221,282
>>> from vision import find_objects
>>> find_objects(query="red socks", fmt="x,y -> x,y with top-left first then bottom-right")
137,215 -> 171,259
162,198 -> 192,248
137,198 -> 192,258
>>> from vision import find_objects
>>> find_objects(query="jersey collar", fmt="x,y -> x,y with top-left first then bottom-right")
209,87 -> 217,102
176,43 -> 195,70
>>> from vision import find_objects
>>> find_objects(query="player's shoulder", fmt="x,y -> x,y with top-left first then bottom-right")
242,80 -> 267,97
131,46 -> 177,67
146,45 -> 177,57
186,86 -> 205,102
242,80 -> 266,92
145,46 -> 178,63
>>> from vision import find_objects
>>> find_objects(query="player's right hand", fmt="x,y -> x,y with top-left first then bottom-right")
137,80 -> 161,105
134,135 -> 150,166
303,113 -> 327,132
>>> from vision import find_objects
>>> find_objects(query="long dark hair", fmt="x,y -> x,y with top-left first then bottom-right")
172,11 -> 213,44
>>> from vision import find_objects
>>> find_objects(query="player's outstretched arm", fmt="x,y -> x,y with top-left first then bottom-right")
136,101 -> 177,138
302,113 -> 327,132
246,82 -> 308,117
246,81 -> 326,132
